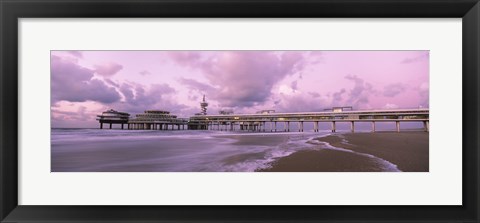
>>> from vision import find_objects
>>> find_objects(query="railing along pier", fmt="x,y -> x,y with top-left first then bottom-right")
188,108 -> 429,133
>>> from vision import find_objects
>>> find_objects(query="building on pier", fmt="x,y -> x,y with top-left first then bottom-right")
127,110 -> 188,130
96,109 -> 130,129
324,106 -> 353,113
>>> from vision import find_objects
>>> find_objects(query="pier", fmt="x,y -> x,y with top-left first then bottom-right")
97,97 -> 429,133
188,108 -> 429,133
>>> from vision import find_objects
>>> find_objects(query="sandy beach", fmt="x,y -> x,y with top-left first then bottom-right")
259,132 -> 429,172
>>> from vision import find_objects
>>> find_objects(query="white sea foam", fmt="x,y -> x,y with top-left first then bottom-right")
312,134 -> 401,172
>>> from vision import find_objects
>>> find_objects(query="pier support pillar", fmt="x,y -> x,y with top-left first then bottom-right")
100,123 -> 103,129
121,124 -> 124,129
423,121 -> 429,132
350,121 -> 355,133
314,121 -> 318,132
287,122 -> 290,132
396,121 -> 400,132
300,122 -> 304,132
263,122 -> 266,132
274,122 -> 277,132
331,121 -> 336,133
372,121 -> 376,132
109,123 -> 112,129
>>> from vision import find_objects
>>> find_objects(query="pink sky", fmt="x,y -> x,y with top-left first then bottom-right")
51,51 -> 429,128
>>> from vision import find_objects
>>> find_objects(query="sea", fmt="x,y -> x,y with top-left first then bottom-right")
51,128 -> 400,172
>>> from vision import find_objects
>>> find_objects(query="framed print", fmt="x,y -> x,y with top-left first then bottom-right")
1,0 -> 479,222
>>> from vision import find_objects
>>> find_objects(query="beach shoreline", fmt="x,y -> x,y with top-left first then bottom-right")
258,132 -> 429,172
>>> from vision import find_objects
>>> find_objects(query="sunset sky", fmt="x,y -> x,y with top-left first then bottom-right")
51,51 -> 429,128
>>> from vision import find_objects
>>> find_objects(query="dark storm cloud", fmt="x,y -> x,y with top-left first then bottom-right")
51,56 -> 121,104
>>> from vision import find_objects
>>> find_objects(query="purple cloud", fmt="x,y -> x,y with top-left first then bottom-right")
401,52 -> 429,64
275,94 -> 327,112
331,88 -> 346,106
51,56 -> 121,104
344,75 -> 375,108
66,50 -> 83,58
383,83 -> 407,97
308,92 -> 321,98
139,70 -> 151,76
178,78 -> 216,94
290,80 -> 298,91
94,62 -> 123,76
116,82 -> 179,114
170,51 -> 308,107
167,52 -> 203,68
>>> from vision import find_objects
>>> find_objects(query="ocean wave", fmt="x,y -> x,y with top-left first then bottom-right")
312,134 -> 401,172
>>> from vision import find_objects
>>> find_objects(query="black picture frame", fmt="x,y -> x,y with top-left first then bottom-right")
1,0 -> 479,222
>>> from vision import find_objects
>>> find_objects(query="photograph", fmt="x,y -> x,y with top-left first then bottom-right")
51,50 -> 429,172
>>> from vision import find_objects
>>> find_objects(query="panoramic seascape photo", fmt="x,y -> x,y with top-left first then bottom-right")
51,50 -> 429,172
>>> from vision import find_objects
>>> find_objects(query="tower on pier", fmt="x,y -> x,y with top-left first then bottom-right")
200,95 -> 208,115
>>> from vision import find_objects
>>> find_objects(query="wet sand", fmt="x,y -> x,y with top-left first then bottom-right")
259,132 -> 429,172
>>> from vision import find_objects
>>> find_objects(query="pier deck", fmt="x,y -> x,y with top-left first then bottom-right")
189,108 -> 429,132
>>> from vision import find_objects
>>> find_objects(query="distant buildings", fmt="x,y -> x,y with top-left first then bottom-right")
219,109 -> 234,115
256,110 -> 275,114
324,106 -> 353,113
